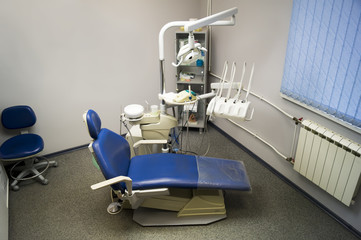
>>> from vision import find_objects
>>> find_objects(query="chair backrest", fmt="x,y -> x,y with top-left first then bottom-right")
84,109 -> 102,139
85,109 -> 131,192
1,105 -> 36,129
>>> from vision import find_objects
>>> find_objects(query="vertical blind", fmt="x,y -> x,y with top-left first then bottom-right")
281,0 -> 361,128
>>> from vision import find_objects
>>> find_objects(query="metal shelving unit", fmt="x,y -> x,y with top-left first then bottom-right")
175,30 -> 208,131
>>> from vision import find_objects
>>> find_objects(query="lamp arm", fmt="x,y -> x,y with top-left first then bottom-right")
158,7 -> 238,61
159,21 -> 188,98
159,21 -> 188,61
184,7 -> 238,32
158,7 -> 238,110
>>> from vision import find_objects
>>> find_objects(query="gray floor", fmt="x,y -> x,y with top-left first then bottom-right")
8,126 -> 359,240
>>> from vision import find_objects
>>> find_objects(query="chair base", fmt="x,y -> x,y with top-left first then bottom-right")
120,188 -> 228,226
10,157 -> 58,191
133,207 -> 227,226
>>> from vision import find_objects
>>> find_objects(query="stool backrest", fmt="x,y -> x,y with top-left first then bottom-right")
1,105 -> 37,129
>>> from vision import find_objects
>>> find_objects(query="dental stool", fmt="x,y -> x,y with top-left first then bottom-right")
84,109 -> 251,226
0,105 -> 57,191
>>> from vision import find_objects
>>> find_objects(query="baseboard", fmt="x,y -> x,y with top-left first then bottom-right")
208,122 -> 361,239
43,144 -> 89,158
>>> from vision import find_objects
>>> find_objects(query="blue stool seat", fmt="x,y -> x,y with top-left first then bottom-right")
0,134 -> 44,159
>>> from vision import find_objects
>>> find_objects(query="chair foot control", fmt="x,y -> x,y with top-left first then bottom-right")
107,202 -> 122,215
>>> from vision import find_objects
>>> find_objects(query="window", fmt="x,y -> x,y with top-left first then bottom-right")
281,0 -> 361,130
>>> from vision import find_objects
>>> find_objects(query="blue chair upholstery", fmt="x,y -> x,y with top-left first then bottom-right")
0,134 -> 44,159
85,109 -> 251,194
85,109 -> 102,140
0,105 -> 57,191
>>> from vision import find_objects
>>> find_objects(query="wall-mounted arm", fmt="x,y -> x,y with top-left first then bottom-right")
184,7 -> 238,32
159,21 -> 189,61
158,7 -> 238,61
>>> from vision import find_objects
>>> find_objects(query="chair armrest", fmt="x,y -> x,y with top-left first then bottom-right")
91,176 -> 133,195
133,139 -> 167,149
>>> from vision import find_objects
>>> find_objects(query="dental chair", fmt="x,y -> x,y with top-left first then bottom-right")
0,105 -> 57,191
84,109 -> 251,226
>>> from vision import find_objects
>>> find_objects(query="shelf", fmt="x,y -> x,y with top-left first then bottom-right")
175,30 -> 208,130
178,63 -> 205,68
177,79 -> 204,84
179,124 -> 204,129
178,120 -> 204,129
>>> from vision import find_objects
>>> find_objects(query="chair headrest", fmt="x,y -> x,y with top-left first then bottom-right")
1,105 -> 36,129
85,109 -> 101,139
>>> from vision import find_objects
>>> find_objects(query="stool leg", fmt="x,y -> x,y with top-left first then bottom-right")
48,159 -> 58,167
30,167 -> 49,185
10,157 -> 58,191
10,169 -> 32,191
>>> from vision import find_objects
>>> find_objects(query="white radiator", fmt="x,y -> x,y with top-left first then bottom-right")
294,119 -> 361,206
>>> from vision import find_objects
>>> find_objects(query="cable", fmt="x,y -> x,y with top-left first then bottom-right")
174,101 -> 197,154
181,99 -> 211,156
172,98 -> 212,156
121,116 -> 136,156
181,150 -> 198,155
180,104 -> 194,154
290,123 -> 299,163
200,115 -> 211,156
196,100 -> 211,156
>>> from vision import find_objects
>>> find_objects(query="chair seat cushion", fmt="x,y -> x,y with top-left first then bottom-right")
196,156 -> 250,190
0,134 -> 44,159
128,154 -> 199,190
128,153 -> 251,191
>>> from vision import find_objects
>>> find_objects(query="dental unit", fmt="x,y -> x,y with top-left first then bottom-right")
84,109 -> 250,226
83,7 -> 253,226
121,7 -> 243,157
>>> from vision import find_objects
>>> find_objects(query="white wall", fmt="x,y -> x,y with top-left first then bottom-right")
0,0 -> 201,153
1,0 -> 361,234
207,0 -> 361,233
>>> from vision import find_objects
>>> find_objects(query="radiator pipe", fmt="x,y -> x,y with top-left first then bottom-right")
209,72 -> 299,162
227,119 -> 289,161
209,72 -> 295,120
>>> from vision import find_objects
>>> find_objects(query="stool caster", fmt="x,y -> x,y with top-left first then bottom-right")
41,178 -> 49,185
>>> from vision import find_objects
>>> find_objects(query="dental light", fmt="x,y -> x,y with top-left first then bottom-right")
172,32 -> 207,67
158,7 -> 238,107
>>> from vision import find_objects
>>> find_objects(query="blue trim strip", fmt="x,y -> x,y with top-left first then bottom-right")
43,144 -> 88,158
